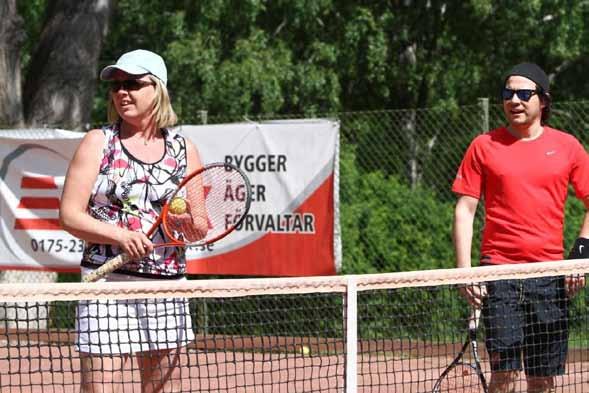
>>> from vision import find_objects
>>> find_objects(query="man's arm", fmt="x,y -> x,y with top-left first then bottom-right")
453,195 -> 479,269
453,195 -> 486,306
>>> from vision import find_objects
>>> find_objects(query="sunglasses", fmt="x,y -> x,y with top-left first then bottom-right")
110,79 -> 155,92
501,88 -> 538,102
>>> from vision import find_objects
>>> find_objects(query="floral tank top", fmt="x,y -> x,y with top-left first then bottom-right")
81,123 -> 187,278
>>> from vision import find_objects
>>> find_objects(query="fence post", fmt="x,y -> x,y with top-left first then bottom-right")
478,97 -> 489,132
198,110 -> 208,125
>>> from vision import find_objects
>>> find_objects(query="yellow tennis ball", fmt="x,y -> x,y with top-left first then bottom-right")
301,345 -> 310,356
169,197 -> 187,214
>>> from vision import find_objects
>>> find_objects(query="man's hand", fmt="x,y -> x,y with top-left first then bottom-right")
565,275 -> 585,298
458,283 -> 487,308
566,237 -> 589,298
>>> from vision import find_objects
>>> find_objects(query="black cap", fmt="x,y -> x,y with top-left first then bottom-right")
504,63 -> 549,93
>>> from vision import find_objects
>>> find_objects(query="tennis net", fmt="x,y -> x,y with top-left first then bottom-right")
1,259 -> 589,392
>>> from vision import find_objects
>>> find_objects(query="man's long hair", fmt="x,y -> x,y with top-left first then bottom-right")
539,90 -> 551,125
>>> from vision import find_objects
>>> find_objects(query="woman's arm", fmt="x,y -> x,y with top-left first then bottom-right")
59,129 -> 153,259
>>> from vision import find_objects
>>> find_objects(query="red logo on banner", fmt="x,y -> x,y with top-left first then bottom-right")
14,176 -> 62,231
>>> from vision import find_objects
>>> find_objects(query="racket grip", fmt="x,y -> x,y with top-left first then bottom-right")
469,308 -> 482,330
81,253 -> 131,283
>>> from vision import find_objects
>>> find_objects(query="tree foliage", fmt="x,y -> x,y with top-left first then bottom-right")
6,1 -> 589,276
11,0 -> 589,126
339,144 -> 463,274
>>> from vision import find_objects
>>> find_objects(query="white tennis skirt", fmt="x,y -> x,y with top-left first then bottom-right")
76,267 -> 195,354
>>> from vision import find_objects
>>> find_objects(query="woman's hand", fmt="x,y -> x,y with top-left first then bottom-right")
118,229 -> 153,259
168,212 -> 208,243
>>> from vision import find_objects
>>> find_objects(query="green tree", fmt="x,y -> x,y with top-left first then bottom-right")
9,0 -> 589,278
339,144 -> 464,274
4,0 -> 112,129
14,1 -> 589,124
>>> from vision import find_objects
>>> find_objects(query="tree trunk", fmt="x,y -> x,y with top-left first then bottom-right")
23,0 -> 113,130
0,0 -> 25,127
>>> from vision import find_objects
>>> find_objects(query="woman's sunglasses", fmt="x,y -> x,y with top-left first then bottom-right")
110,79 -> 155,92
501,88 -> 538,102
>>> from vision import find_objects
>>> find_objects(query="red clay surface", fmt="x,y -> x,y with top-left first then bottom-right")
1,333 -> 588,392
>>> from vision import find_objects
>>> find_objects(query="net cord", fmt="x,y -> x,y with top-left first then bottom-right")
0,258 -> 588,302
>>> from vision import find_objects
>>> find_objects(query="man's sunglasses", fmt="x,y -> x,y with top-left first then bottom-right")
110,79 -> 155,92
501,88 -> 539,102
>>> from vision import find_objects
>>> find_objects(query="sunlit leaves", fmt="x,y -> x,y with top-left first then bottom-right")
20,0 -> 589,121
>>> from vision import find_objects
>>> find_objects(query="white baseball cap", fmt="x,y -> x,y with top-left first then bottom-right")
100,49 -> 168,85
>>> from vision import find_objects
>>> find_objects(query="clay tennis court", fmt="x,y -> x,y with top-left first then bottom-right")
2,331 -> 589,392
3,263 -> 589,392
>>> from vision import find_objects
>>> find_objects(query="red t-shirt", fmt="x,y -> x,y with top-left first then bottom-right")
452,126 -> 589,264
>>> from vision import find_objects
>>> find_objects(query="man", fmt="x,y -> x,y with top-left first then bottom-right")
452,62 -> 589,392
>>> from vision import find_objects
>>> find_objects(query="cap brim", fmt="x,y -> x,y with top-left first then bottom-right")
100,64 -> 150,80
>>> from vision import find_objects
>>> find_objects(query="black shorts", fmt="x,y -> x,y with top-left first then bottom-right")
482,277 -> 568,377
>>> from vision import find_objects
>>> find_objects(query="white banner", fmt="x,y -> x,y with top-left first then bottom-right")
0,120 -> 340,276
0,129 -> 83,271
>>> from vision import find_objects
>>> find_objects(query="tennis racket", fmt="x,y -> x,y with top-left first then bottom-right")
432,308 -> 488,393
82,162 -> 251,283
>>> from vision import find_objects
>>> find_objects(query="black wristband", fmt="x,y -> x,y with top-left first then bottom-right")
568,237 -> 589,259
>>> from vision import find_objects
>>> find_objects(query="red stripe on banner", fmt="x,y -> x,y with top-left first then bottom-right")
0,264 -> 80,273
187,175 -> 336,277
17,197 -> 60,209
14,219 -> 62,230
21,176 -> 58,189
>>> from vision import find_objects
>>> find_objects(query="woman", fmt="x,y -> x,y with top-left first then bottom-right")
60,49 -> 201,393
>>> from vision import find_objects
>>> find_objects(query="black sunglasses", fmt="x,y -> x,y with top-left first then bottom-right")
501,88 -> 539,102
110,79 -> 155,92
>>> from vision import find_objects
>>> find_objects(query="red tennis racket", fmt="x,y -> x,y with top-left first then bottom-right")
82,162 -> 251,282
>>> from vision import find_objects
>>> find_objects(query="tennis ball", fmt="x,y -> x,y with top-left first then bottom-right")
169,197 -> 187,214
301,345 -> 310,356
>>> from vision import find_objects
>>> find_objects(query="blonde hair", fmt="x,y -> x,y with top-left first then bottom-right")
107,76 -> 178,128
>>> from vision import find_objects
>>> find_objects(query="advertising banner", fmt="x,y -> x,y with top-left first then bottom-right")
0,120 -> 340,276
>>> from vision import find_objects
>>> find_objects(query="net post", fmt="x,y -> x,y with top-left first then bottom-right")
198,110 -> 208,125
345,276 -> 358,393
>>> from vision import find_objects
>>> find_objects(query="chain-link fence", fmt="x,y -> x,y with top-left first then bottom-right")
196,99 -> 589,274
3,100 -> 589,282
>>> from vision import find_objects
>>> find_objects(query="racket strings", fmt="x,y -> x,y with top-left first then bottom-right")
438,363 -> 485,392
164,165 -> 249,244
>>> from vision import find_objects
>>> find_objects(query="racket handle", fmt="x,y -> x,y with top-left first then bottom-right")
81,253 -> 131,283
469,308 -> 481,330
